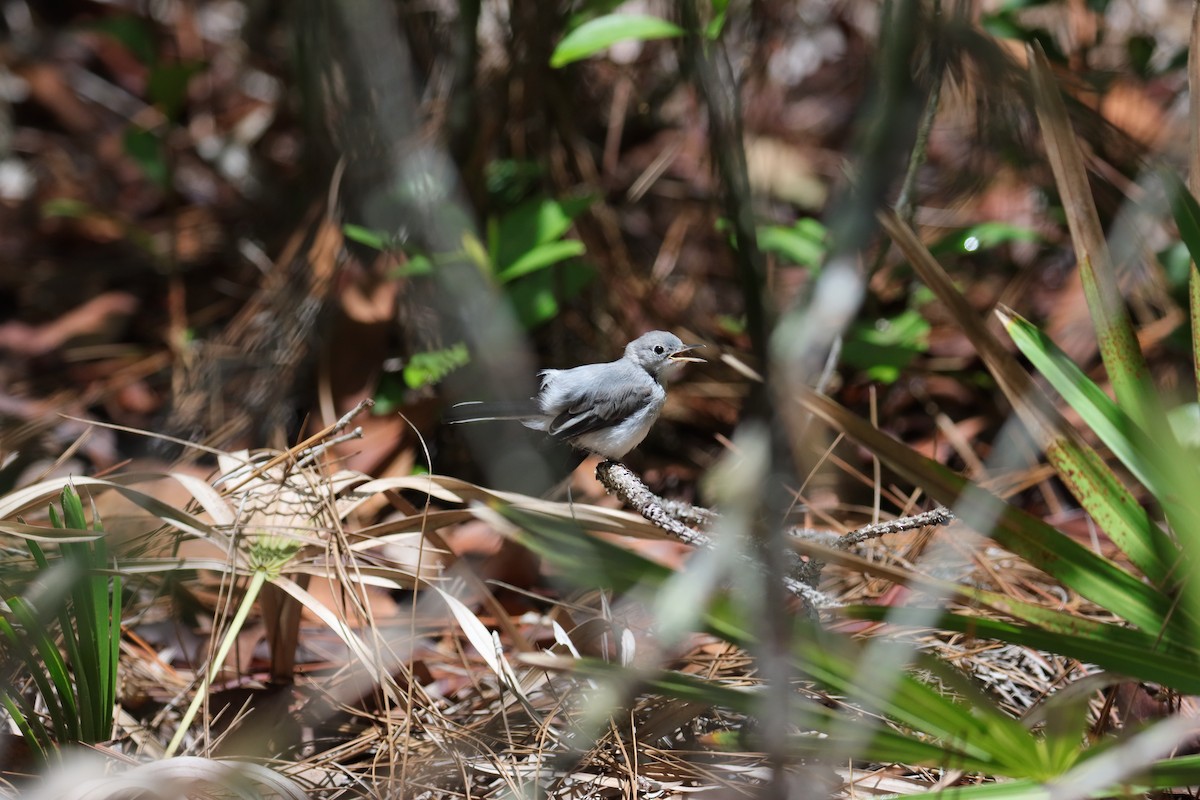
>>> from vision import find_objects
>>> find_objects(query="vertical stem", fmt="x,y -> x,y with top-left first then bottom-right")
677,5 -> 788,799
164,570 -> 267,758
895,0 -> 944,231
678,0 -> 769,367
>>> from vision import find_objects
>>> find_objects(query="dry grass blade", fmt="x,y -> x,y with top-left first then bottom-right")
0,474 -> 223,542
0,519 -> 103,542
344,474 -> 667,538
1027,43 -> 1153,423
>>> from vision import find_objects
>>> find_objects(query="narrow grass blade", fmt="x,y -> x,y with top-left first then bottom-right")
11,596 -> 81,741
842,605 -> 1200,694
999,307 -> 1181,583
0,690 -> 48,761
790,531 -> 1200,665
1027,56 -> 1200,640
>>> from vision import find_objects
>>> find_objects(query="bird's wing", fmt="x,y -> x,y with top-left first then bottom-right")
545,382 -> 654,440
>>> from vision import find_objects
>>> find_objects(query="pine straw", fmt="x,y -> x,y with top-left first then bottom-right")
0,432 -> 1114,799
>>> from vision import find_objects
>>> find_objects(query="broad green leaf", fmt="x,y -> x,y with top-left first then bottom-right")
1166,166 -> 1200,263
496,240 -> 586,283
90,16 -> 156,65
39,198 -> 94,220
758,221 -> 826,268
842,309 -> 930,383
550,15 -> 684,68
505,261 -> 595,329
147,62 -> 204,121
490,196 -> 592,272
1161,170 -> 1200,398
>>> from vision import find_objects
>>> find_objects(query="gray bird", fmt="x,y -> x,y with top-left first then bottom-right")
448,331 -> 705,459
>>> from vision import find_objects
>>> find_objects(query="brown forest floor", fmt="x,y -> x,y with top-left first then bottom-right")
1,0 -> 1198,796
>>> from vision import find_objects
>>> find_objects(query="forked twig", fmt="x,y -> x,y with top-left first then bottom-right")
594,460 -> 955,607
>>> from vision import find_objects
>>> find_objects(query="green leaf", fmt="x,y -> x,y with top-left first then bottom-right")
999,308 -> 1180,584
705,0 -> 730,39
506,260 -> 595,329
798,388 -> 1185,637
1163,171 -> 1200,272
342,224 -> 390,251
40,198 -> 94,220
400,254 -> 434,277
931,221 -> 1042,256
1127,34 -> 1156,78
496,240 -> 586,283
462,231 -> 492,273
758,220 -> 827,268
550,14 -> 684,68
402,343 -> 471,390
491,196 -> 592,272
90,16 -> 156,65
485,159 -> 545,207
842,310 -> 930,383
1156,240 -> 1192,288
123,128 -> 169,189
147,62 -> 203,121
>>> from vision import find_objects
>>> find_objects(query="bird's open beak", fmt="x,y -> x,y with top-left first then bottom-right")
669,343 -> 706,363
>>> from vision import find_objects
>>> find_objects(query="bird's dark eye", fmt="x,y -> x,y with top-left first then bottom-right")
654,345 -> 665,355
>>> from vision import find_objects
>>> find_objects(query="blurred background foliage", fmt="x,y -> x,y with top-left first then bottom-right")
5,0 -> 1200,796
5,0 -> 1189,488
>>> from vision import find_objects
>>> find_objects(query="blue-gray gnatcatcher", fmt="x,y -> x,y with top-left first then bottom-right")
448,331 -> 705,459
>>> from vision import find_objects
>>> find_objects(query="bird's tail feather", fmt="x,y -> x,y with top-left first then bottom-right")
445,400 -> 541,424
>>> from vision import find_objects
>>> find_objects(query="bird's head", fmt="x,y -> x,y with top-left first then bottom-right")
626,331 -> 706,375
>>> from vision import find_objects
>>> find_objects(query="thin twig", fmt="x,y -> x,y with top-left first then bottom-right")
836,505 -> 955,548
222,399 -> 375,494
594,459 -> 955,607
594,460 -> 836,608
